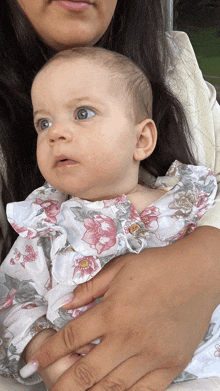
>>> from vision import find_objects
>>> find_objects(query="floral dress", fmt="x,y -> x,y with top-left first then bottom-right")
0,161 -> 219,385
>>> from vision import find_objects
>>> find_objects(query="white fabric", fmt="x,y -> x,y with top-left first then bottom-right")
0,377 -> 46,390
166,31 -> 220,229
168,377 -> 220,390
0,376 -> 220,391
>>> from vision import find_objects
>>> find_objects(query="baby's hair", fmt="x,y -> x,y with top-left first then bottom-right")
37,47 -> 153,123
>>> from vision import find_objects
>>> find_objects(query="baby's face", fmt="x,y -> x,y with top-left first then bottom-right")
31,59 -> 139,199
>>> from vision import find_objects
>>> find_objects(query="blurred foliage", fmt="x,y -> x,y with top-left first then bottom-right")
174,0 -> 220,27
173,0 -> 220,100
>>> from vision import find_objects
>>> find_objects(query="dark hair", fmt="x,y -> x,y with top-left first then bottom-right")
0,0 -> 196,258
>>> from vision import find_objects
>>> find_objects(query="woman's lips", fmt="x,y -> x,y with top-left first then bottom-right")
55,1 -> 92,12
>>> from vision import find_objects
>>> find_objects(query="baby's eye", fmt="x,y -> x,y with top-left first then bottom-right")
38,119 -> 52,131
76,108 -> 95,120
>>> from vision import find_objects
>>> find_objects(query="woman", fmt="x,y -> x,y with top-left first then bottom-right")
0,1 -> 220,390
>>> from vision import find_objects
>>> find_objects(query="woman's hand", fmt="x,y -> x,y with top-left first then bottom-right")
22,329 -> 82,390
24,226 -> 220,391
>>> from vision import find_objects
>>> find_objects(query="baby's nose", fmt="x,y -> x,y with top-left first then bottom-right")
48,124 -> 72,144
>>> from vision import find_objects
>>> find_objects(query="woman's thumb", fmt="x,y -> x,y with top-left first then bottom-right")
62,256 -> 123,310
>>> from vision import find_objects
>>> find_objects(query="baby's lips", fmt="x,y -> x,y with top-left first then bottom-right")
54,154 -> 78,167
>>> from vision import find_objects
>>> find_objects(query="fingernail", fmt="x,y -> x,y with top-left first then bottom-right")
91,338 -> 100,344
20,360 -> 39,378
51,293 -> 74,312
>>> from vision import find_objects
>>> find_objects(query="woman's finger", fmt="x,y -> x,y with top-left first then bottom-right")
49,339 -> 134,391
62,255 -> 126,310
75,343 -> 96,355
50,348 -> 183,391
81,353 -> 158,391
129,367 -> 182,391
91,357 -> 182,391
40,353 -> 81,390
21,304 -> 106,375
49,341 -> 158,391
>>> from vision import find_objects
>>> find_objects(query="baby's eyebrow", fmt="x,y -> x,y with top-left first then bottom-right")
32,97 -> 108,119
33,109 -> 49,118
65,97 -> 107,109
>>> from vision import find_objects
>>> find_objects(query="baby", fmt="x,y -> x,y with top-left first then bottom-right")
0,47 -> 218,389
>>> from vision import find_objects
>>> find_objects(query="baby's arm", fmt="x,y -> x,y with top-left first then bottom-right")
22,329 -> 81,390
0,235 -> 56,383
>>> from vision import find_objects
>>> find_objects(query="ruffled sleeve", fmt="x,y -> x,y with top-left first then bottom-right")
0,183 -> 66,385
149,161 -> 217,243
6,182 -> 67,239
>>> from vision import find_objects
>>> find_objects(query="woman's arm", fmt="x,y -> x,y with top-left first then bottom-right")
167,32 -> 220,201
24,225 -> 220,391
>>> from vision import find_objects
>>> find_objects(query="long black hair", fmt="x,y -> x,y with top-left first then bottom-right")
0,0 -> 196,258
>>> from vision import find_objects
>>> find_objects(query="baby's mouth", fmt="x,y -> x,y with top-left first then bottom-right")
55,156 -> 78,167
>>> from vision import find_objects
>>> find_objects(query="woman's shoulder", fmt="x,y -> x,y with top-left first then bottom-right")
165,31 -> 204,86
166,31 -> 220,171
166,31 -> 195,54
167,30 -> 218,111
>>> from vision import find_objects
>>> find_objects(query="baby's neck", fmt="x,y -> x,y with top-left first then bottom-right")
125,184 -> 165,214
75,184 -> 165,215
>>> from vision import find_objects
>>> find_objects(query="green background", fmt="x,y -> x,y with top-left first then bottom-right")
174,0 -> 220,101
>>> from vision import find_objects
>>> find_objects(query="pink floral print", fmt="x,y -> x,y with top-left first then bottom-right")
23,246 -> 38,264
0,163 -> 218,382
72,256 -> 100,281
195,191 -> 210,219
140,206 -> 160,231
196,192 -> 209,209
10,222 -> 35,239
35,198 -> 60,224
214,344 -> 220,358
67,301 -> 97,318
0,288 -> 17,311
82,214 -> 117,254
104,195 -> 127,207
10,245 -> 38,268
130,204 -> 140,221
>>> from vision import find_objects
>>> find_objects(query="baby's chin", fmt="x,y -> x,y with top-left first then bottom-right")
46,177 -> 121,201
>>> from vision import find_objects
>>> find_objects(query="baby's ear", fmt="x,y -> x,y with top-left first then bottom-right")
134,119 -> 157,161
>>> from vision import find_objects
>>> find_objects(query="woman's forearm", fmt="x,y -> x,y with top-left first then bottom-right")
21,225 -> 220,391
156,225 -> 220,309
65,224 -> 220,314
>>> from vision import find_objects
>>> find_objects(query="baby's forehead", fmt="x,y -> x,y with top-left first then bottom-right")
37,56 -> 109,79
32,56 -> 126,99
31,58 -> 130,117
